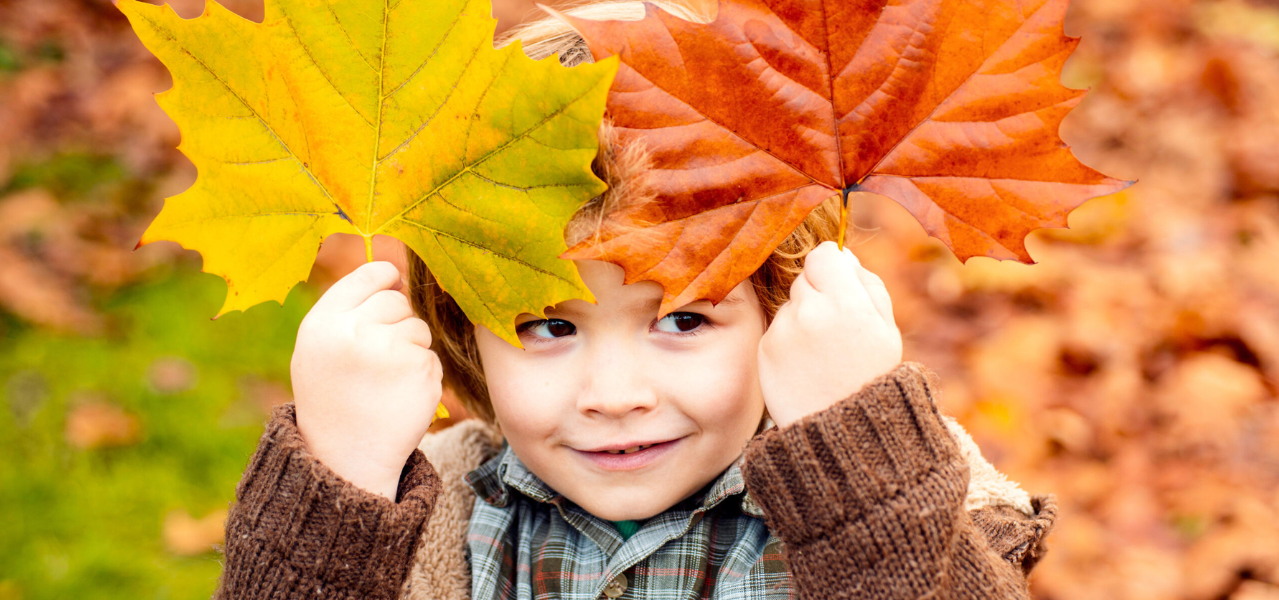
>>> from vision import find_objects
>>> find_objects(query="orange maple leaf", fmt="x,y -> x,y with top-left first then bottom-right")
562,0 -> 1132,311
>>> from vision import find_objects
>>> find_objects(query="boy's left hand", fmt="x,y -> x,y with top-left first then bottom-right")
759,241 -> 903,427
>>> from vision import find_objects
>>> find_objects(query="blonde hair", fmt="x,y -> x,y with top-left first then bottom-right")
407,2 -> 844,423
499,0 -> 715,63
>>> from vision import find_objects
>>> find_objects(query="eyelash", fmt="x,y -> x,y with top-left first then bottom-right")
653,312 -> 709,335
515,312 -> 711,342
516,319 -> 576,341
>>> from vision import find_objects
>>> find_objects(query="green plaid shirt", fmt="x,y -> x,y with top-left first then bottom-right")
465,446 -> 795,600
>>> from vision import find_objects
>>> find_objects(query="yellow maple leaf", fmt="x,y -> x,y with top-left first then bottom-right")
119,0 -> 617,345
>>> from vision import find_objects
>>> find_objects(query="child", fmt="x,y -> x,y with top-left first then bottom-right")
216,3 -> 1057,598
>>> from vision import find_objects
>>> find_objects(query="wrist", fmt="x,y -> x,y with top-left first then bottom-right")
764,402 -> 808,429
764,362 -> 903,428
299,428 -> 406,500
318,445 -> 404,500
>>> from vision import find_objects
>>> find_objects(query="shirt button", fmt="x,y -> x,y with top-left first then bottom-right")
603,573 -> 628,598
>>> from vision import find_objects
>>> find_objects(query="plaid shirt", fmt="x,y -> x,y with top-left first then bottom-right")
465,446 -> 795,600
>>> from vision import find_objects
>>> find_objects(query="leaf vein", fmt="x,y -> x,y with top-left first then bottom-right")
376,42 -> 485,163
621,66 -> 821,187
165,42 -> 341,216
285,17 -> 375,127
325,3 -> 378,72
434,190 -> 502,225
468,171 -> 581,192
382,9 -> 467,100
855,1 -> 1056,180
374,82 -> 602,232
366,0 -> 392,232
401,220 -> 574,285
433,235 -> 500,322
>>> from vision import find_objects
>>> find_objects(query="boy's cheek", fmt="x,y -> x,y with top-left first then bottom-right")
475,333 -> 571,435
665,342 -> 765,424
486,365 -> 567,432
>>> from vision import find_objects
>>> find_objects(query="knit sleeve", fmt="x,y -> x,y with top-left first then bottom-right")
741,362 -> 1053,599
970,496 -> 1058,573
216,404 -> 441,600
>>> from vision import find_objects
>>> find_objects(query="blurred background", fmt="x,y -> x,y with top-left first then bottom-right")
0,0 -> 1277,598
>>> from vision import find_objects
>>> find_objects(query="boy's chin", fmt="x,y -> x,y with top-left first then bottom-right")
576,498 -> 672,522
563,481 -> 708,522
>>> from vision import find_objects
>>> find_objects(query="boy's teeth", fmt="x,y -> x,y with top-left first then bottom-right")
604,444 -> 653,455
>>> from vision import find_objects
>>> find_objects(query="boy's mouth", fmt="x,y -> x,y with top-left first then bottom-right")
582,439 -> 674,454
575,438 -> 683,471
602,444 -> 656,455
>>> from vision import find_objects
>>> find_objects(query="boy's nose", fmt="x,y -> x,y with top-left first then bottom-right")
576,352 -> 658,418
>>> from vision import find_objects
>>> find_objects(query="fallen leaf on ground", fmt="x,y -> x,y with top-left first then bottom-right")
147,357 -> 197,395
162,508 -> 227,556
65,400 -> 142,449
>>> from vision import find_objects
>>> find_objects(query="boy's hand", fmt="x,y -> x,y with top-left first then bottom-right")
759,241 -> 902,428
291,261 -> 443,500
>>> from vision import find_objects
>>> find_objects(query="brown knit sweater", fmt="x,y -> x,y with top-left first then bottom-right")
216,363 -> 1057,599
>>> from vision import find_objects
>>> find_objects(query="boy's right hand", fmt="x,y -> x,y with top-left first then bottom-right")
291,261 -> 443,500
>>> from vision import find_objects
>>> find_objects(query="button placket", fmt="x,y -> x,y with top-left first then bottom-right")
602,572 -> 628,598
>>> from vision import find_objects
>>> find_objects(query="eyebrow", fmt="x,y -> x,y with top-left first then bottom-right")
632,297 -> 664,317
711,294 -> 745,307
543,289 -> 748,320
680,293 -> 745,310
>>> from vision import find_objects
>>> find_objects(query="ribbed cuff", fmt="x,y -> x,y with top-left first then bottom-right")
970,495 -> 1058,572
741,362 -> 968,546
217,404 -> 440,600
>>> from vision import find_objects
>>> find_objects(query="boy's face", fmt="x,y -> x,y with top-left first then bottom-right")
475,260 -> 767,521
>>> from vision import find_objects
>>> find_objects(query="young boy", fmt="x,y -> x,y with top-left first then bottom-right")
215,4 -> 1057,599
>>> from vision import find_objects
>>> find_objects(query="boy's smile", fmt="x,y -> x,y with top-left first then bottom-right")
474,260 -> 768,521
574,437 -> 683,470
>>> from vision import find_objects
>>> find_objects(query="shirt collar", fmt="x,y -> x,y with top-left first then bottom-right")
465,444 -> 764,517
465,443 -> 556,507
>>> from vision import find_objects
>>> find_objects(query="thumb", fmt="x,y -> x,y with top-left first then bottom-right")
801,242 -> 873,307
312,261 -> 403,314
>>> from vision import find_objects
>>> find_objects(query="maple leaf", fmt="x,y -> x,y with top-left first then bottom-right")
118,0 -> 617,345
561,0 -> 1132,311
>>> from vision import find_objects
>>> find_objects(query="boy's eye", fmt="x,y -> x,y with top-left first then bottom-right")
518,319 -> 576,339
654,312 -> 706,334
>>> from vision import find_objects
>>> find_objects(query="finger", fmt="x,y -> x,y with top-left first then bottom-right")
802,242 -> 874,308
799,242 -> 843,294
787,259 -> 817,305
760,298 -> 796,357
358,289 -> 414,324
392,316 -> 434,349
313,261 -> 403,315
855,265 -> 896,325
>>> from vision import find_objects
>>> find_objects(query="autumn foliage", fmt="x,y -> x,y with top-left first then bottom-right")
1,0 -> 1278,598
564,0 -> 1129,312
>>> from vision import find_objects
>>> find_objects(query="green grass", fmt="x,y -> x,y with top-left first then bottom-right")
2,153 -> 127,201
0,40 -> 20,73
0,266 -> 314,600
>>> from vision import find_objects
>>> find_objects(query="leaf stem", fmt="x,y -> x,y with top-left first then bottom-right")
837,188 -> 851,249
364,235 -> 374,262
